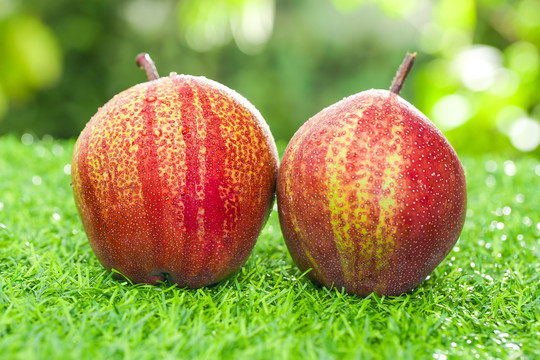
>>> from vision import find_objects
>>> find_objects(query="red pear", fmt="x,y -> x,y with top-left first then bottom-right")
72,54 -> 278,288
277,53 -> 466,296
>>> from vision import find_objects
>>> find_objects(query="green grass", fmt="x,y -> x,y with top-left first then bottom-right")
0,134 -> 538,360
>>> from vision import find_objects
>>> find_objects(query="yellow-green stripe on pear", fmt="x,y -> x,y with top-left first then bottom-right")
277,53 -> 466,297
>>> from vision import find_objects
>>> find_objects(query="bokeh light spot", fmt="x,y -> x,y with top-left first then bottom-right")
453,45 -> 502,91
496,106 -> 527,135
509,117 -> 540,152
431,94 -> 472,131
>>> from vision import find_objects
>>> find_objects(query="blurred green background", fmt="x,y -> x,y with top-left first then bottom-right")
1,0 -> 539,156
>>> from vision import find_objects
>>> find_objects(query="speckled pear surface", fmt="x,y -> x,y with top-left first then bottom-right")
72,74 -> 278,288
277,89 -> 466,296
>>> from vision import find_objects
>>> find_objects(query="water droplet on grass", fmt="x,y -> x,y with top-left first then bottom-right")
432,353 -> 447,360
485,160 -> 498,172
32,176 -> 42,186
21,133 -> 34,145
504,160 -> 516,176
52,144 -> 64,156
505,343 -> 520,351
35,146 -> 46,158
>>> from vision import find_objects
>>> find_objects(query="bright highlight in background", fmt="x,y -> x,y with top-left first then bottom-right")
453,45 -> 502,92
177,0 -> 275,54
431,94 -> 472,131
509,117 -> 540,152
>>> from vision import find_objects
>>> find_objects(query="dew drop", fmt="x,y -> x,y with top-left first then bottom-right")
485,160 -> 497,173
146,95 -> 157,102
522,216 -> 532,226
181,126 -> 190,135
32,176 -> 42,186
154,128 -> 162,137
504,160 -> 516,176
52,144 -> 64,156
21,133 -> 34,145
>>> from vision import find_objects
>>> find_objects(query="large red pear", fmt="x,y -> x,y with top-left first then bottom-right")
72,54 -> 278,288
277,53 -> 466,296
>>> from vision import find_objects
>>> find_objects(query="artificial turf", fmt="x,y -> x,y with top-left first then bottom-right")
0,134 -> 538,359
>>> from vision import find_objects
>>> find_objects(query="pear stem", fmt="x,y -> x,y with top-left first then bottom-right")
390,52 -> 417,95
136,53 -> 160,81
